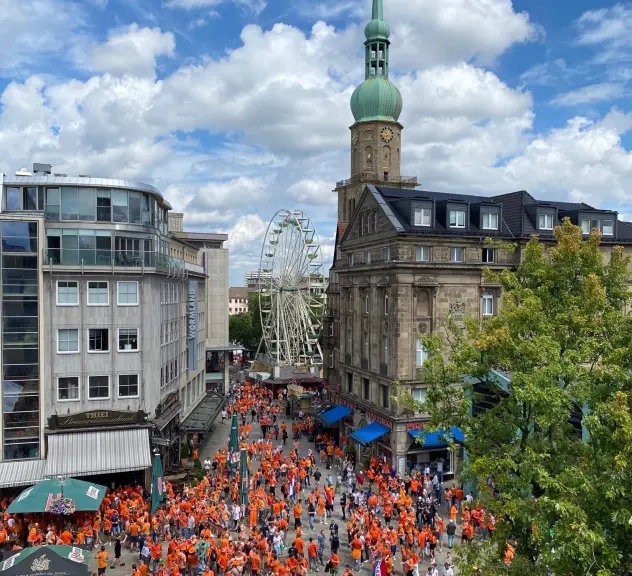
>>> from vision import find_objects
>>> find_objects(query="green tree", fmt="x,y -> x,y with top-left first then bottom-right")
229,293 -> 263,349
407,220 -> 632,575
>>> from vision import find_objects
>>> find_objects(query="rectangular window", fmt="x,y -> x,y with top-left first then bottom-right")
61,187 -> 79,220
97,189 -> 111,222
359,214 -> 364,237
382,334 -> 388,363
88,328 -> 109,352
384,292 -> 389,315
56,281 -> 79,306
117,281 -> 139,305
58,377 -> 79,401
413,207 -> 431,227
24,187 -> 37,210
580,219 -> 590,234
329,352 -> 334,368
482,248 -> 495,263
88,375 -> 110,400
87,281 -> 109,305
416,246 -> 430,262
449,210 -> 466,228
112,190 -> 128,223
481,212 -> 499,230
118,328 -> 139,352
363,378 -> 370,401
329,323 -> 334,337
412,387 -> 426,404
450,247 -> 464,263
45,188 -> 60,219
381,384 -> 389,408
373,210 -> 378,232
128,192 -> 142,224
6,187 -> 21,211
602,220 -> 614,236
78,188 -> 96,221
57,328 -> 79,353
118,374 -> 139,398
538,213 -> 554,230
415,338 -> 428,367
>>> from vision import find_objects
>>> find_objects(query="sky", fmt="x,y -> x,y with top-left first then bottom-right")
0,0 -> 631,286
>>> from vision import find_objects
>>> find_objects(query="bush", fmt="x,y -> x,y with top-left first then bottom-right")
180,443 -> 190,459
196,471 -> 204,482
344,444 -> 355,455
191,479 -> 198,487
194,458 -> 202,469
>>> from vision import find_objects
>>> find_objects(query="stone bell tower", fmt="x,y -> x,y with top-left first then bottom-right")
335,0 -> 416,224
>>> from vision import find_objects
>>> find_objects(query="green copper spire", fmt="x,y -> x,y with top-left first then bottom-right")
350,0 -> 402,123
372,0 -> 383,20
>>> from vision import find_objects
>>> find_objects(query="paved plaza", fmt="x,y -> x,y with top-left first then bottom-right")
86,404 -> 458,576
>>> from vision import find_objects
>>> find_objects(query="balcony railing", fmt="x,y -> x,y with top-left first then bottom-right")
336,172 -> 418,188
44,249 -> 197,273
380,362 -> 388,377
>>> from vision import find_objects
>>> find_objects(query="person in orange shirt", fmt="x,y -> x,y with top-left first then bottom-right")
293,500 -> 303,529
96,545 -> 108,576
307,538 -> 318,572
329,552 -> 339,576
250,551 -> 261,576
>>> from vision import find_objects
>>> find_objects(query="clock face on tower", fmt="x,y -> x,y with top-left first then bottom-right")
351,132 -> 359,146
380,127 -> 394,143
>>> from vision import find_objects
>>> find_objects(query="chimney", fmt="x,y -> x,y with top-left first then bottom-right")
33,163 -> 52,175
169,212 -> 184,233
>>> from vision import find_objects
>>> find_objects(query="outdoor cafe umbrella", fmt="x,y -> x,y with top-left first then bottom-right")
229,413 -> 239,476
7,478 -> 106,514
239,447 -> 249,508
0,545 -> 89,576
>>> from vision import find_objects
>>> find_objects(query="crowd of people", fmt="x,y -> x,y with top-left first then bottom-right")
0,380 -> 510,576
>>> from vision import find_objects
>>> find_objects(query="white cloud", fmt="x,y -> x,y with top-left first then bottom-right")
287,179 -> 336,206
186,177 -> 268,211
576,4 -> 632,47
551,83 -> 626,106
86,25 -> 176,77
166,0 -> 266,15
224,214 -> 269,250
0,0 -> 84,74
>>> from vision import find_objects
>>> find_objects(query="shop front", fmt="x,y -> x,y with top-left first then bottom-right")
406,423 -> 463,479
46,409 -> 152,488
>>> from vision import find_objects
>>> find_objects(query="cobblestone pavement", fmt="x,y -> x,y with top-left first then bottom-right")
87,404 -> 460,576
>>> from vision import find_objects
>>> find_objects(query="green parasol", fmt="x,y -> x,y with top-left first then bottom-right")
150,453 -> 167,514
239,447 -> 249,508
229,413 -> 239,476
7,478 -> 106,514
0,545 -> 89,576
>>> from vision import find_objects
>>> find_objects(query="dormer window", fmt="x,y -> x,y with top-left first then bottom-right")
538,213 -> 554,230
481,212 -> 499,230
580,219 -> 590,234
449,210 -> 466,228
413,207 -> 431,227
602,220 -> 614,236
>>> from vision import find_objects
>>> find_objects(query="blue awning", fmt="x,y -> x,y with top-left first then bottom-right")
350,422 -> 391,446
320,405 -> 353,426
409,426 -> 464,448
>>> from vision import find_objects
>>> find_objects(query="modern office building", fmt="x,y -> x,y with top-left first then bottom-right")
168,214 -> 231,399
0,165 -> 209,486
322,0 -> 632,478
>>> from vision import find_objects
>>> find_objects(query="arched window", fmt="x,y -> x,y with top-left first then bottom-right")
383,145 -> 391,167
482,290 -> 494,316
366,146 -> 373,167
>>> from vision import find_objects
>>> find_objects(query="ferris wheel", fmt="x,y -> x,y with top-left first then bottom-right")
258,209 -> 324,366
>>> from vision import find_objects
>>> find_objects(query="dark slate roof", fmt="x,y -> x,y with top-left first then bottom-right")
371,186 -> 630,243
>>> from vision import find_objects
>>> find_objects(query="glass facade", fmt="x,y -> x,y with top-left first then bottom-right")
1,220 -> 40,460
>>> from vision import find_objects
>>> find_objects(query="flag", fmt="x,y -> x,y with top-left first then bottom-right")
150,453 -> 167,514
372,560 -> 386,576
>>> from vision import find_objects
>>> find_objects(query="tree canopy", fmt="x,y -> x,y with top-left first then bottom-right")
410,220 -> 632,575
229,293 -> 262,349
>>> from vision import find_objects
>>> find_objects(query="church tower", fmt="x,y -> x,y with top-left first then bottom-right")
336,0 -> 416,223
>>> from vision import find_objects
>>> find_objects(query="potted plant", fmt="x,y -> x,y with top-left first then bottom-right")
180,443 -> 190,466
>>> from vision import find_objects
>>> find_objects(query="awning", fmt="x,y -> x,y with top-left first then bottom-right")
181,393 -> 225,433
320,405 -> 353,426
46,428 -> 152,478
408,426 -> 464,448
0,459 -> 46,488
350,422 -> 391,445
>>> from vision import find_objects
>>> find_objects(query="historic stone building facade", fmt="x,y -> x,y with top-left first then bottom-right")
322,0 -> 632,477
